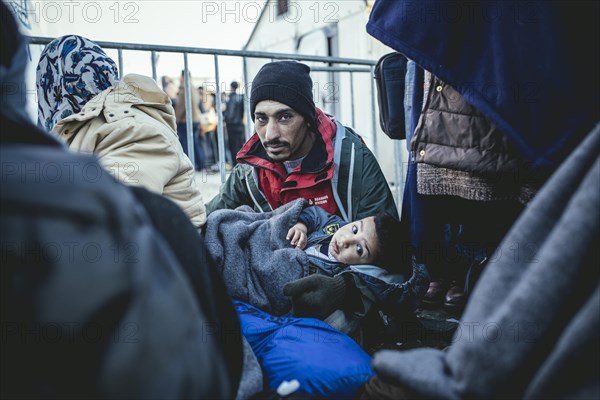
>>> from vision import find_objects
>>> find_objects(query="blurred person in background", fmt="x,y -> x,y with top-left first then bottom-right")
175,70 -> 206,172
198,86 -> 219,173
223,80 -> 246,166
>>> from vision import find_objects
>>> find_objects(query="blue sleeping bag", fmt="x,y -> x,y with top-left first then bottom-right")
234,300 -> 374,398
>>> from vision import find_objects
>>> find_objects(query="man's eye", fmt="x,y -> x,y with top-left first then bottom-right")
356,244 -> 363,256
255,116 -> 266,123
280,113 -> 292,121
352,225 -> 358,234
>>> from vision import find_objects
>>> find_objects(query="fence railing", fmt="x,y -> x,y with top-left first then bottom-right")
26,36 -> 404,208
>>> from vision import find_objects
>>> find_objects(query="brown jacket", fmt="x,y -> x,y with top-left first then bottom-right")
175,81 -> 202,124
411,72 -> 539,203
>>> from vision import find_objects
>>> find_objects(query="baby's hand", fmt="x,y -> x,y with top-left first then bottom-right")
287,222 -> 308,249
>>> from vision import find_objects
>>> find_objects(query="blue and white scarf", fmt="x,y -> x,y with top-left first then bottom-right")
36,35 -> 119,131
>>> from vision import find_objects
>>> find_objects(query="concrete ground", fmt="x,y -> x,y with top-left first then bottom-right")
195,169 -> 229,203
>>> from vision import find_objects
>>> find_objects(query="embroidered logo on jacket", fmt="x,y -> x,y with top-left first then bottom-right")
323,224 -> 340,235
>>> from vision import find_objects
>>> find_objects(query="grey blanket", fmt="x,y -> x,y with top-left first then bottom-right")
205,199 -> 309,315
372,124 -> 600,399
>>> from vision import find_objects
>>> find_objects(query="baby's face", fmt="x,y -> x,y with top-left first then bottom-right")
329,216 -> 379,265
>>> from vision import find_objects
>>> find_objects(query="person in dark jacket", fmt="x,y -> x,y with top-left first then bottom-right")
370,0 -> 599,311
224,80 -> 246,165
413,72 -> 534,309
359,0 -> 600,398
0,5 -> 242,397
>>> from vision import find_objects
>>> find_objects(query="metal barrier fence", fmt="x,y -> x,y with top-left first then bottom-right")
26,36 -> 404,208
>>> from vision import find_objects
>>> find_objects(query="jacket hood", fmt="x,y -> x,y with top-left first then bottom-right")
54,74 -> 177,137
117,74 -> 177,131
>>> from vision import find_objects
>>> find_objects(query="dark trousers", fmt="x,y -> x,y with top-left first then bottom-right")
416,196 -> 523,284
177,122 -> 205,170
227,124 -> 245,165
201,130 -> 218,165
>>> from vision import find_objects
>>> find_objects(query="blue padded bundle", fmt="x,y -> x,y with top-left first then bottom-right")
235,301 -> 374,398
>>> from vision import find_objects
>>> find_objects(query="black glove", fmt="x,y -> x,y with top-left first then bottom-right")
283,274 -> 350,320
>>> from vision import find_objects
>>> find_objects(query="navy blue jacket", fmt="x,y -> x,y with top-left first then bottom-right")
367,0 -> 599,170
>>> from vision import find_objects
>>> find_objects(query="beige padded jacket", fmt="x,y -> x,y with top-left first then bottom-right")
53,74 -> 206,227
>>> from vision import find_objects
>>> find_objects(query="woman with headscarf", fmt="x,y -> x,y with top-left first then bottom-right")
36,35 -> 206,228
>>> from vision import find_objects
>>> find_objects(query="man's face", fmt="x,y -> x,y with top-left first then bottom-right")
254,100 -> 313,161
329,217 -> 379,265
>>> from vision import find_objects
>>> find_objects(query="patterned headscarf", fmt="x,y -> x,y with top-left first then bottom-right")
36,35 -> 119,131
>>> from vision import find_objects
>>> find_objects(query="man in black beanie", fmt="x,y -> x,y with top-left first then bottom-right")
206,61 -> 399,333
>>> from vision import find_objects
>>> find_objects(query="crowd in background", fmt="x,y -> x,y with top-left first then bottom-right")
162,74 -> 245,173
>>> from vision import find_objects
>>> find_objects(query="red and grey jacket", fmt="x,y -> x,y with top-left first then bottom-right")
205,107 -> 398,223
236,108 -> 339,216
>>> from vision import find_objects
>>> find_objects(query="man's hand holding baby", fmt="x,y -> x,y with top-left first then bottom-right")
287,222 -> 308,249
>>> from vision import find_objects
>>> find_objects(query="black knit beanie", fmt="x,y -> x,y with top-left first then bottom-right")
250,61 -> 316,128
